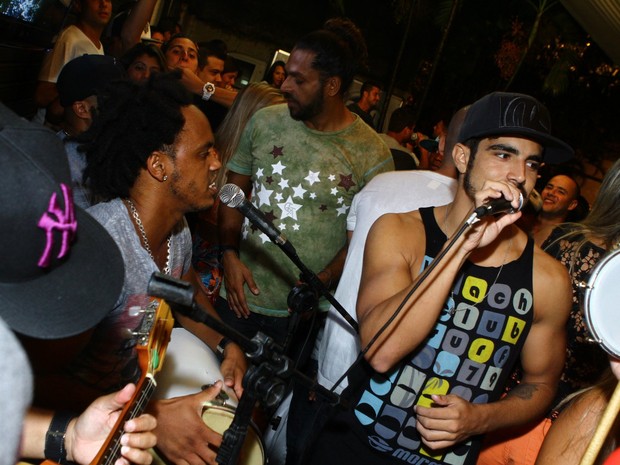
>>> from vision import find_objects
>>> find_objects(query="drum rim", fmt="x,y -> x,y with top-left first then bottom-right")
201,404 -> 266,459
584,248 -> 620,357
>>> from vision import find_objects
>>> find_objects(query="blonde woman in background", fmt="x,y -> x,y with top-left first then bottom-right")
192,83 -> 286,302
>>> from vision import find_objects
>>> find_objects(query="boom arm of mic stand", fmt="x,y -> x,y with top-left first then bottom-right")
147,272 -> 341,406
148,272 -> 342,464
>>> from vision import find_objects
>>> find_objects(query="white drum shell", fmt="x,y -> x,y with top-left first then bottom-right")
154,327 -> 237,404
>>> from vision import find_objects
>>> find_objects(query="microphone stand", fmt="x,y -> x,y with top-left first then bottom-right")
219,190 -> 357,333
250,224 -> 358,334
147,272 -> 342,465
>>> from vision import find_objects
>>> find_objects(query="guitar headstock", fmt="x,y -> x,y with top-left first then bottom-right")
135,299 -> 174,376
88,299 -> 175,465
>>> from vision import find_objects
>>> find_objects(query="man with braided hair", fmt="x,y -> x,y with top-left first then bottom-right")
33,71 -> 247,465
217,17 -> 393,348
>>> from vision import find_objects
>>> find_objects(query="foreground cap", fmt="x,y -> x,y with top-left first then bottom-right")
0,103 -> 124,339
57,54 -> 125,107
458,92 -> 574,164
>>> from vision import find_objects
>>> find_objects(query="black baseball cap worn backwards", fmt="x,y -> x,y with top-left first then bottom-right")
458,92 -> 574,164
57,54 -> 125,107
0,103 -> 124,339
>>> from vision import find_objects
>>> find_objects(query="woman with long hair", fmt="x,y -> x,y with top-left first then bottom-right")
263,60 -> 287,89
535,158 -> 620,465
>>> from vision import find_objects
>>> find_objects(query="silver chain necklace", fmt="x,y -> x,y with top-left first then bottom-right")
125,199 -> 171,274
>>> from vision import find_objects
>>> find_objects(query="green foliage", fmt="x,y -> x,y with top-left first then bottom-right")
543,46 -> 579,95
434,0 -> 458,28
329,0 -> 346,14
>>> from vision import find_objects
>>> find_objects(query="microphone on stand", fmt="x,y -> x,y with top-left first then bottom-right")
219,183 -> 296,256
218,183 -> 359,333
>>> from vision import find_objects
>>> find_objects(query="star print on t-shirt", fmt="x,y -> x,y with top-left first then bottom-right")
243,149 -> 358,238
271,145 -> 284,158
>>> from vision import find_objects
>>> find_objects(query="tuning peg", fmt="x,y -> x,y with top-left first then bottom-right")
128,305 -> 143,317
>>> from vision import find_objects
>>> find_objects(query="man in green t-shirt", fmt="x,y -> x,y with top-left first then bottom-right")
217,18 -> 394,348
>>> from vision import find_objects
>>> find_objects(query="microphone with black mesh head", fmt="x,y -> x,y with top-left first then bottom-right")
219,183 -> 296,255
472,191 -> 524,219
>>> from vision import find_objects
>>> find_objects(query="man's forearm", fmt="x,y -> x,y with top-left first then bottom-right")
217,183 -> 249,249
211,87 -> 237,108
179,269 -> 231,350
217,210 -> 244,250
20,408 -> 53,459
183,71 -> 237,108
484,381 -> 556,433
174,312 -> 223,351
218,172 -> 252,239
120,0 -> 158,52
317,243 -> 348,289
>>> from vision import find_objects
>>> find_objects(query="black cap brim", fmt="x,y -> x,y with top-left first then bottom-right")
463,127 -> 574,164
0,103 -> 124,340
0,206 -> 124,339
458,92 -> 574,164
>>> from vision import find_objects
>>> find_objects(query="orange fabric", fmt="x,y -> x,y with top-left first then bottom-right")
477,417 -> 553,465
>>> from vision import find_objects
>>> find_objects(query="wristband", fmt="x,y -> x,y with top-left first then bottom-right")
45,411 -> 76,464
216,336 -> 233,361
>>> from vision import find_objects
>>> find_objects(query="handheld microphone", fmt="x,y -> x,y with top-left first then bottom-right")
472,191 -> 524,219
219,184 -> 296,256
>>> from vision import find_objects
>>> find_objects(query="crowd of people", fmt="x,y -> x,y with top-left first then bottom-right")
2,2 -> 620,465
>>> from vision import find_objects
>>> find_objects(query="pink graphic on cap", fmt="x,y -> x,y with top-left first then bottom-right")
37,183 -> 78,267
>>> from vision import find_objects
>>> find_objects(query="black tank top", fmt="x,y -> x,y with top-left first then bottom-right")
341,206 -> 536,465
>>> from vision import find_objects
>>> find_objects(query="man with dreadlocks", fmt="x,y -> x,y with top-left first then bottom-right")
217,17 -> 393,352
31,71 -> 247,465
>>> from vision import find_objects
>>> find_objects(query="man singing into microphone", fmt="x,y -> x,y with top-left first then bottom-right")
307,92 -> 574,465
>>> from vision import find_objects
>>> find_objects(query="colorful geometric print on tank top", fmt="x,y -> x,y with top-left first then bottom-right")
349,207 -> 535,465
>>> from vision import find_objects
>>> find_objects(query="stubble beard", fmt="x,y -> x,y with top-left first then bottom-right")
287,86 -> 325,122
169,169 -> 214,213
463,153 -> 477,202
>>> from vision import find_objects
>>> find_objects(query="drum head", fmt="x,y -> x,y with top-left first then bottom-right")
202,406 -> 265,465
154,327 -> 237,403
584,248 -> 620,357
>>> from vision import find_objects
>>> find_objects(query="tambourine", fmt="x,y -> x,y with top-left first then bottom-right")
583,248 -> 620,357
153,328 -> 265,465
580,248 -> 620,465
